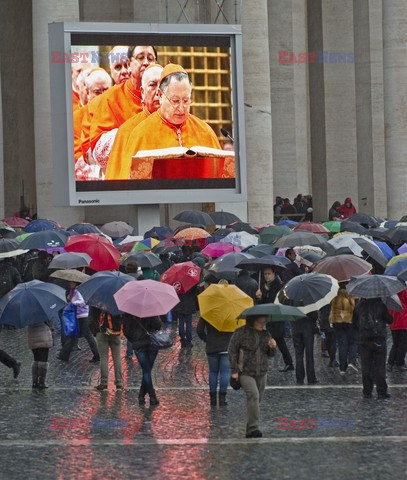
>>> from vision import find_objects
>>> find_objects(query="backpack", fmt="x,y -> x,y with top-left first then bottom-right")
359,312 -> 385,339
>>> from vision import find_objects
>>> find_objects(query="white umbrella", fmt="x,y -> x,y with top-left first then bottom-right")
221,231 -> 259,249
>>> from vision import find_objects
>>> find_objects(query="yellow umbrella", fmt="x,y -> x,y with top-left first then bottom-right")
198,284 -> 253,332
387,253 -> 407,267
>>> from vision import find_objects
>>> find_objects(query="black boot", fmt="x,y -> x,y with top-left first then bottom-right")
37,362 -> 49,389
209,392 -> 217,406
219,392 -> 227,406
138,384 -> 146,405
32,361 -> 39,388
149,389 -> 160,406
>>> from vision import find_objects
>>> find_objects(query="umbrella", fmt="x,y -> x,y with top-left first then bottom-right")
100,221 -> 133,239
211,228 -> 235,242
221,231 -> 259,249
227,221 -> 258,235
278,219 -> 299,227
19,230 -> 69,249
160,261 -> 201,294
23,219 -> 61,233
209,211 -> 241,226
384,227 -> 407,245
68,223 -> 101,235
198,284 -> 253,332
382,295 -> 402,312
245,244 -> 276,258
313,255 -> 372,282
273,232 -> 327,248
77,271 -> 136,315
397,243 -> 407,255
49,269 -> 90,284
327,235 -> 364,256
205,268 -> 240,283
292,223 -> 330,234
201,243 -> 241,258
367,227 -> 388,240
144,226 -> 173,241
121,251 -> 162,269
65,234 -> 121,271
340,221 -> 368,235
275,273 -> 339,314
114,279 -> 180,317
384,260 -> 407,277
208,252 -> 254,273
387,253 -> 407,267
173,210 -> 215,226
152,240 -> 181,255
348,213 -> 380,227
131,238 -> 160,252
238,303 -> 306,322
397,268 -> 407,283
235,256 -> 287,274
173,227 -> 211,247
374,241 -> 395,261
353,237 -> 388,267
0,238 -> 28,259
0,280 -> 67,328
298,251 -> 324,267
118,235 -> 144,245
346,275 -> 405,299
259,225 -> 292,245
323,221 -> 341,233
2,217 -> 29,228
48,252 -> 92,270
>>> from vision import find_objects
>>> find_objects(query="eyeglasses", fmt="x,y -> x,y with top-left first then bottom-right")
161,90 -> 192,109
132,54 -> 156,64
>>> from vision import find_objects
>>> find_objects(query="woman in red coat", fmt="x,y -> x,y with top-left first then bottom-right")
388,289 -> 407,371
338,197 -> 357,218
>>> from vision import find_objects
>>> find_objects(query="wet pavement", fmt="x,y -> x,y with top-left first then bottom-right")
0,319 -> 406,479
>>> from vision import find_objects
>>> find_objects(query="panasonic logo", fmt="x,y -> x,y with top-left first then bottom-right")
78,199 -> 100,204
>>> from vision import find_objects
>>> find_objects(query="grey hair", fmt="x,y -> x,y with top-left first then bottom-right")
159,72 -> 190,92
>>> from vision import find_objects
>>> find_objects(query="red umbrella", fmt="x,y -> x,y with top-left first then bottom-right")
160,261 -> 201,294
293,222 -> 330,234
65,233 -> 120,271
3,217 -> 29,228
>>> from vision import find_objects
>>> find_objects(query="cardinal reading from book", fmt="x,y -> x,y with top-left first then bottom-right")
105,63 -> 235,180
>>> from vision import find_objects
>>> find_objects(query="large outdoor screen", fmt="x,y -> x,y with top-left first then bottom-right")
49,23 -> 246,206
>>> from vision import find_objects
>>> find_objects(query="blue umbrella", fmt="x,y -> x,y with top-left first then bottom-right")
144,226 -> 173,241
384,220 -> 398,229
23,219 -> 61,233
384,260 -> 407,277
0,280 -> 67,328
20,230 -> 69,249
277,219 -> 298,227
374,241 -> 395,261
68,223 -> 101,235
77,271 -> 136,315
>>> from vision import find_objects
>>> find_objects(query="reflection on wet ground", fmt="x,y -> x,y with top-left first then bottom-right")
0,321 -> 406,479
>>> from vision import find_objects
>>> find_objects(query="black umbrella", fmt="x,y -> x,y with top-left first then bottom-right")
211,228 -> 235,243
209,211 -> 241,226
121,251 -> 162,269
49,252 -> 92,270
340,221 -> 368,235
227,222 -> 258,235
367,227 -> 388,240
348,213 -> 380,227
68,223 -> 101,235
205,268 -> 240,283
235,256 -> 287,273
208,252 -> 254,273
346,275 -> 405,298
0,238 -> 28,258
144,226 -> 173,241
152,240 -> 181,255
353,238 -> 387,267
0,280 -> 67,328
20,230 -> 69,249
275,273 -> 339,314
246,244 -> 277,258
77,271 -> 136,315
173,210 -> 215,226
384,227 -> 407,246
274,232 -> 327,248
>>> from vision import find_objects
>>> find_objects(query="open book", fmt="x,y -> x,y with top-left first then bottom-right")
132,146 -> 234,162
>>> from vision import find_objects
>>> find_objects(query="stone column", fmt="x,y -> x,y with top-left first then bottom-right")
32,0 -> 84,224
0,74 -> 4,219
383,1 -> 407,220
241,0 -> 273,225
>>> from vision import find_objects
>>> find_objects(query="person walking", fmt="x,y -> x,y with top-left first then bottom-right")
173,286 -> 197,348
28,321 -> 53,388
123,315 -> 162,406
58,281 -> 100,362
0,349 -> 21,379
197,317 -> 232,407
256,267 -> 294,372
92,308 -> 124,390
330,286 -> 358,374
229,315 -> 276,438
319,304 -> 338,367
352,298 -> 393,399
292,312 -> 319,385
388,289 -> 407,371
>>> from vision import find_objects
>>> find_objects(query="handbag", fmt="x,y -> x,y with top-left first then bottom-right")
137,319 -> 173,350
62,303 -> 81,338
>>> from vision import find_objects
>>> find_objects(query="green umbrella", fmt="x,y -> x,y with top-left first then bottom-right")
15,233 -> 33,242
259,226 -> 292,245
239,303 -> 306,322
323,221 -> 341,233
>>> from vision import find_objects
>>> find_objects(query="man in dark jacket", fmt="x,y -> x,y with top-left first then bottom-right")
328,201 -> 343,220
0,258 -> 22,298
235,271 -> 259,302
292,312 -> 318,385
173,287 -> 197,348
280,249 -> 303,284
353,298 -> 393,399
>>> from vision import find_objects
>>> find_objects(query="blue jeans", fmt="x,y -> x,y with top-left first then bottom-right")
207,353 -> 230,393
135,346 -> 158,394
126,340 -> 133,357
178,313 -> 192,345
333,323 -> 358,371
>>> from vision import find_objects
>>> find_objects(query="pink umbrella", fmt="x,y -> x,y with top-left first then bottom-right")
3,217 -> 29,228
398,243 -> 407,255
114,279 -> 179,318
201,243 -> 242,258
